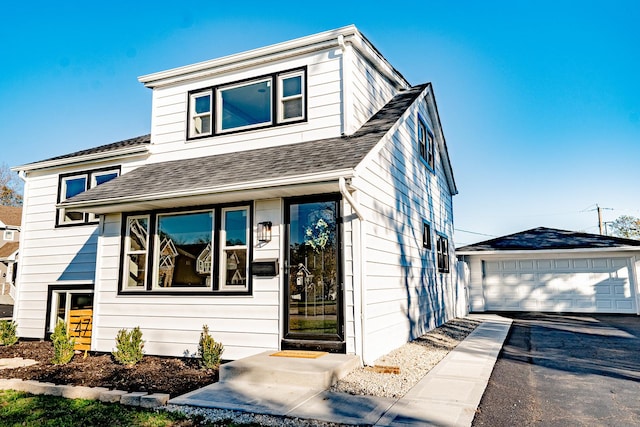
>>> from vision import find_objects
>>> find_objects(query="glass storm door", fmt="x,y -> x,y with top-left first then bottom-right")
284,196 -> 343,349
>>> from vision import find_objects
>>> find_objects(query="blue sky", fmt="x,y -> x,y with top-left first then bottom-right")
1,1 -> 639,245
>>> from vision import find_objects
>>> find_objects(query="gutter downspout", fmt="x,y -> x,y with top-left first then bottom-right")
339,177 -> 368,365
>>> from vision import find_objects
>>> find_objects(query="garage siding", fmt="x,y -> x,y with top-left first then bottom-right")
480,257 -> 636,313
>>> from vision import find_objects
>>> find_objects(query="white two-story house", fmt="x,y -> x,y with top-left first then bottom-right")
12,26 -> 463,364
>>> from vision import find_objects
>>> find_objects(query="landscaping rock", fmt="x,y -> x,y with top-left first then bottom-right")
60,385 -> 109,400
140,393 -> 171,408
99,389 -> 128,403
120,391 -> 148,406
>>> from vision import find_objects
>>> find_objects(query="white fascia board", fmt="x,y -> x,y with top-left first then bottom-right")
12,145 -> 149,173
139,25 -> 409,89
456,247 -> 640,256
59,169 -> 354,212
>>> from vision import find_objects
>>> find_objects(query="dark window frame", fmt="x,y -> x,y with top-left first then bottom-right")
436,234 -> 450,273
55,166 -> 121,228
422,222 -> 432,249
117,201 -> 254,296
186,67 -> 307,140
417,115 -> 435,171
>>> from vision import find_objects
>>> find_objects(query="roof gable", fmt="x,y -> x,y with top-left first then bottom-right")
457,227 -> 640,252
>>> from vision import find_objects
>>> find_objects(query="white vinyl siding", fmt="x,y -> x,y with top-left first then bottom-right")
92,200 -> 283,360
352,91 -> 457,362
12,159 -> 144,339
149,50 -> 344,162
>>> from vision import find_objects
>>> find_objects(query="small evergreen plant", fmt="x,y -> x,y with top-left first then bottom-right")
51,320 -> 75,365
198,325 -> 224,369
0,320 -> 18,346
112,327 -> 144,366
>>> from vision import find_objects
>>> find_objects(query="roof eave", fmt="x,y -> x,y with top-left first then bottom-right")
138,25 -> 409,90
12,145 -> 150,173
59,169 -> 355,213
456,246 -> 640,256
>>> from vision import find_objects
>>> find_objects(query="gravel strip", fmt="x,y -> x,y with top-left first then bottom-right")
332,317 -> 480,398
164,316 -> 480,426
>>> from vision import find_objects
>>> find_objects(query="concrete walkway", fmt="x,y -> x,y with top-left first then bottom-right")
169,314 -> 512,426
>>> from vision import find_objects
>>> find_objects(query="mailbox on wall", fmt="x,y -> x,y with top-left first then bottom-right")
251,259 -> 279,277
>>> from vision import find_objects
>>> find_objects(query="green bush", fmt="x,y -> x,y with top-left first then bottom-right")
112,327 -> 144,366
0,320 -> 18,346
51,321 -> 75,365
197,325 -> 224,369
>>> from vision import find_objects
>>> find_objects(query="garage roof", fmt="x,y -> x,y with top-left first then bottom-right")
457,227 -> 640,252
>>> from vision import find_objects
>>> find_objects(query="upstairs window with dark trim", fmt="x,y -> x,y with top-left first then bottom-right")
436,234 -> 449,273
187,68 -> 307,139
57,167 -> 120,226
189,90 -> 213,137
417,116 -> 435,170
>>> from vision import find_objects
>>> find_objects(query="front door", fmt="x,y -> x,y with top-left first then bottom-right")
283,195 -> 344,352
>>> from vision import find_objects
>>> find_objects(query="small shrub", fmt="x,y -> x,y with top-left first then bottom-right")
112,327 -> 144,366
198,325 -> 224,369
51,321 -> 75,365
0,320 -> 18,346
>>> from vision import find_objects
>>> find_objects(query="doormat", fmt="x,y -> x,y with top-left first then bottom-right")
270,350 -> 328,359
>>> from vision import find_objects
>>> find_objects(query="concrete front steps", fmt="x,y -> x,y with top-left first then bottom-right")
169,350 -> 361,412
219,350 -> 361,389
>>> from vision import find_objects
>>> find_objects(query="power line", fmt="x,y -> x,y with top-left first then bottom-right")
454,228 -> 497,238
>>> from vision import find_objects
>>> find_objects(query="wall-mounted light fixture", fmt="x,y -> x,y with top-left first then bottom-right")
257,221 -> 273,243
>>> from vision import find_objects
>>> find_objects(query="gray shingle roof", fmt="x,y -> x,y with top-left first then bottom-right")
63,84 -> 429,206
26,134 -> 151,165
457,227 -> 640,252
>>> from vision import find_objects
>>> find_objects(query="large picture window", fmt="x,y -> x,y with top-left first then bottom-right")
57,167 -> 120,226
187,68 -> 306,139
120,204 -> 251,294
154,211 -> 213,289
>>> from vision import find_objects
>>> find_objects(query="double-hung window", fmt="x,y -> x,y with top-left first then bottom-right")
436,234 -> 449,273
220,207 -> 249,290
189,90 -> 212,137
278,70 -> 305,122
120,204 -> 252,294
417,116 -> 434,170
57,167 -> 120,226
3,230 -> 15,241
123,215 -> 150,290
188,68 -> 306,139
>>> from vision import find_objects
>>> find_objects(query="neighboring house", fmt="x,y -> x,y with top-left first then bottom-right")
0,206 -> 22,300
12,26 -> 463,364
457,227 -> 640,314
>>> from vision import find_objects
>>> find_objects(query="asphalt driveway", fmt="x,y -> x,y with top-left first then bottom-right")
473,313 -> 640,426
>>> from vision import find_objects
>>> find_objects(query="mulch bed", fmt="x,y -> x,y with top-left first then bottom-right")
0,340 -> 218,397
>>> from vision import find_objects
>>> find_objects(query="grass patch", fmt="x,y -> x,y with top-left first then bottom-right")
0,389 -> 215,426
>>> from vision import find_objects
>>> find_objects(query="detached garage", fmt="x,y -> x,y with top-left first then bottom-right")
457,227 -> 640,314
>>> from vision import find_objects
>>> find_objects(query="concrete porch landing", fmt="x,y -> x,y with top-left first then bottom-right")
219,350 -> 361,389
169,350 -> 361,415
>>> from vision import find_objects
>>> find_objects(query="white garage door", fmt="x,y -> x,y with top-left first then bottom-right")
483,257 -> 637,313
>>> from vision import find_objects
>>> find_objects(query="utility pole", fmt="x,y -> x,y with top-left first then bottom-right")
597,204 -> 603,235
